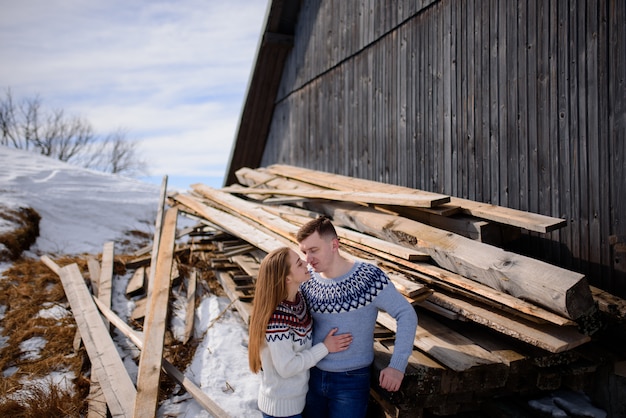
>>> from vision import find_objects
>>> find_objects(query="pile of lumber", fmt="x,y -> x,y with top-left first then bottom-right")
167,164 -> 624,416
41,178 -> 231,418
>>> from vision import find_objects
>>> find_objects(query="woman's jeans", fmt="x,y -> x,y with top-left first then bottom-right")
303,365 -> 370,418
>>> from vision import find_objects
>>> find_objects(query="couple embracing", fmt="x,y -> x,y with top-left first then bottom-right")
248,216 -> 418,418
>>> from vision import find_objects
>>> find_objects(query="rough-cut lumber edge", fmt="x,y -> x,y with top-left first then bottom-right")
265,164 -> 567,233
45,260 -> 136,417
92,298 -> 230,418
134,206 -> 178,418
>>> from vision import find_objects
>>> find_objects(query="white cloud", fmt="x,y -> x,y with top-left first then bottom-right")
0,0 -> 268,188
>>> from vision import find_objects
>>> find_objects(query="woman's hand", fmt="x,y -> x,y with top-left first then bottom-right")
323,328 -> 352,353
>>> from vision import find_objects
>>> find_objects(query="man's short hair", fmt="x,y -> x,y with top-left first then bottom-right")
296,215 -> 338,242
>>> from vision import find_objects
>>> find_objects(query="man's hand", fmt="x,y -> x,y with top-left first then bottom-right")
379,367 -> 404,392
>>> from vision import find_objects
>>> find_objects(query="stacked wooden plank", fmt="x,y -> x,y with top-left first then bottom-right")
167,164 -> 612,416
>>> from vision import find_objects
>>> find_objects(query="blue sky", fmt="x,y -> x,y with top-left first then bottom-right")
0,0 -> 268,191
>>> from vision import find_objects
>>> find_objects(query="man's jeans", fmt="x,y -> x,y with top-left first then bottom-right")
303,366 -> 370,418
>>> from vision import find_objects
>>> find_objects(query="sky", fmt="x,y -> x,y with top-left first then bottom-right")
0,0 -> 269,191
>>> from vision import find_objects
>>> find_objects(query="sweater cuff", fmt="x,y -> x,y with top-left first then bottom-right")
311,342 -> 330,363
388,356 -> 408,373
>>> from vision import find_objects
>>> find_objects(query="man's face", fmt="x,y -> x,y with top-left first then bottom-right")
298,231 -> 336,273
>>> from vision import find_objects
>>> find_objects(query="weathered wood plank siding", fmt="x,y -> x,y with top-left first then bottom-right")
259,0 -> 626,298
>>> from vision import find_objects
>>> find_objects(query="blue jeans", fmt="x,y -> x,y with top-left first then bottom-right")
262,414 -> 302,418
303,366 -> 370,418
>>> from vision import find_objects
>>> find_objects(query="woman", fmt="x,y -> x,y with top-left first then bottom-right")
248,247 -> 352,418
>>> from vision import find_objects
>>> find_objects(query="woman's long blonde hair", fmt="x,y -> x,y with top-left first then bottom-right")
248,247 -> 292,373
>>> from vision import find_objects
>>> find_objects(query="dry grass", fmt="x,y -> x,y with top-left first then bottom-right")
0,257 -> 89,417
0,239 -> 224,416
0,207 -> 41,261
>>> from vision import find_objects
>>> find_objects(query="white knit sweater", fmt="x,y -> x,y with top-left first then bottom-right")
257,292 -> 329,417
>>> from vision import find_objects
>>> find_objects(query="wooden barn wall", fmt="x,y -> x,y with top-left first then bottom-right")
259,0 -> 626,298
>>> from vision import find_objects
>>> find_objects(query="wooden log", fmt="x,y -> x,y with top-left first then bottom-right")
134,207 -> 178,418
311,201 -> 594,321
264,164 -> 567,233
53,262 -> 136,417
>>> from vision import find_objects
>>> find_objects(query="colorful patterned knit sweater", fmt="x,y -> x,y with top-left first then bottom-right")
258,292 -> 329,417
301,260 -> 418,373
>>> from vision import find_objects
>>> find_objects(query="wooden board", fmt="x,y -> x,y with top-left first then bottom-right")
215,271 -> 253,325
221,185 -> 450,208
57,263 -> 136,417
99,241 -> 115,325
134,207 -> 178,418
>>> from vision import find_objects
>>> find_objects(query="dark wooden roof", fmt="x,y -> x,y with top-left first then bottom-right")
224,0 -> 301,186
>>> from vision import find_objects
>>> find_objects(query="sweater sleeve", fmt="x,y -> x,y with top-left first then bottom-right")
266,336 -> 329,379
374,281 -> 418,372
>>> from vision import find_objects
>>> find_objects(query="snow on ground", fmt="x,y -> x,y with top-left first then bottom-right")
0,146 -> 262,417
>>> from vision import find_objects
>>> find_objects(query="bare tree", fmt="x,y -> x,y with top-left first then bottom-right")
0,88 -> 147,176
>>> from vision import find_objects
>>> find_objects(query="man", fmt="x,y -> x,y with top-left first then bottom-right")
297,216 -> 418,418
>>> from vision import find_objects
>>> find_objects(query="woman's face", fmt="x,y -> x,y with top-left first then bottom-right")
286,249 -> 310,285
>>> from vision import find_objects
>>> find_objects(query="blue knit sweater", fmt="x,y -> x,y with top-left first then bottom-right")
300,260 -> 418,372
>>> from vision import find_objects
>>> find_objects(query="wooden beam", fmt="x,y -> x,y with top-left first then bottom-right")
134,207 -> 178,418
